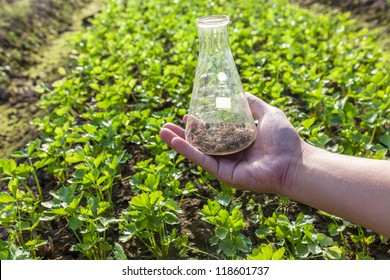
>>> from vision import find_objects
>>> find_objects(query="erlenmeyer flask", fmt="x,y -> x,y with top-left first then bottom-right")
185,15 -> 257,155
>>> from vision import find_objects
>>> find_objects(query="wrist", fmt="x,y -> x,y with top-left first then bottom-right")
280,140 -> 320,198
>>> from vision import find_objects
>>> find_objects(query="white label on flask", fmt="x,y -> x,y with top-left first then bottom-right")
216,97 -> 231,109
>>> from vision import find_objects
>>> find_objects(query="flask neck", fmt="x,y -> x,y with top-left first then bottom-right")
198,25 -> 230,54
196,15 -> 231,54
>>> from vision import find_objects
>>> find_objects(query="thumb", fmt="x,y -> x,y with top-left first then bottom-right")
245,92 -> 273,120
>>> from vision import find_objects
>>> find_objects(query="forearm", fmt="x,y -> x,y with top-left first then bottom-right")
286,144 -> 390,237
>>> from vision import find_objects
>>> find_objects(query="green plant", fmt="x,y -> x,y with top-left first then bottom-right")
350,226 -> 376,260
201,199 -> 251,259
119,190 -> 183,259
41,184 -> 120,260
246,244 -> 285,260
0,158 -> 46,258
256,212 -> 343,259
0,240 -> 31,260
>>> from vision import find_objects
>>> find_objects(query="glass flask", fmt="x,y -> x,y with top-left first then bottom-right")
185,15 -> 257,155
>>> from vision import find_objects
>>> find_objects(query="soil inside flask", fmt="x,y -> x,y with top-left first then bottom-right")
186,120 -> 256,155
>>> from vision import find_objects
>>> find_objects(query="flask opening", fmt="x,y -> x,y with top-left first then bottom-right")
196,15 -> 230,28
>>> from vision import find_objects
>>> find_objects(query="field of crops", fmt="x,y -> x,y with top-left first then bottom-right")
0,0 -> 389,260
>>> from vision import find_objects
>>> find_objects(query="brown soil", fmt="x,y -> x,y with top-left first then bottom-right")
186,122 -> 256,155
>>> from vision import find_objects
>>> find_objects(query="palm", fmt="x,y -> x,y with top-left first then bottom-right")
213,107 -> 302,193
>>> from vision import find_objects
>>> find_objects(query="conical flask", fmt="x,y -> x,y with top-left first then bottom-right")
185,15 -> 257,155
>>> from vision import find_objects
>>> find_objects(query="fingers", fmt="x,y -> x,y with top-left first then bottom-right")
159,126 -> 179,148
245,92 -> 273,120
170,136 -> 219,176
161,123 -> 186,139
160,124 -> 219,177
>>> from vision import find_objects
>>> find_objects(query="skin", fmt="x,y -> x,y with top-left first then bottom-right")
160,93 -> 390,237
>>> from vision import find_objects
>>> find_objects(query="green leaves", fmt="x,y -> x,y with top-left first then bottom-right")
202,200 -> 221,216
65,146 -> 87,163
163,212 -> 180,225
256,212 -> 342,260
131,191 -> 164,209
0,192 -> 15,203
247,244 -> 285,260
201,200 -> 251,259
301,117 -> 316,130
0,159 -> 17,175
215,195 -> 232,207
380,134 -> 390,148
119,190 -> 182,259
113,242 -> 127,260
69,216 -> 83,231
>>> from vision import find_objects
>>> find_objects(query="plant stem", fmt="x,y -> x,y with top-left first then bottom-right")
369,112 -> 382,145
15,203 -> 25,246
22,181 -> 36,201
28,158 -> 43,201
186,245 -> 220,259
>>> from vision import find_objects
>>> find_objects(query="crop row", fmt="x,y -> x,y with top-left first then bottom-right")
0,0 -> 93,85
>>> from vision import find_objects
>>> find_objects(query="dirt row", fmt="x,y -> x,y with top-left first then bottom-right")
0,0 -> 102,157
293,0 -> 390,34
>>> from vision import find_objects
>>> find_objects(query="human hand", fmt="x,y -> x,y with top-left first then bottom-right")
159,92 -> 307,195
